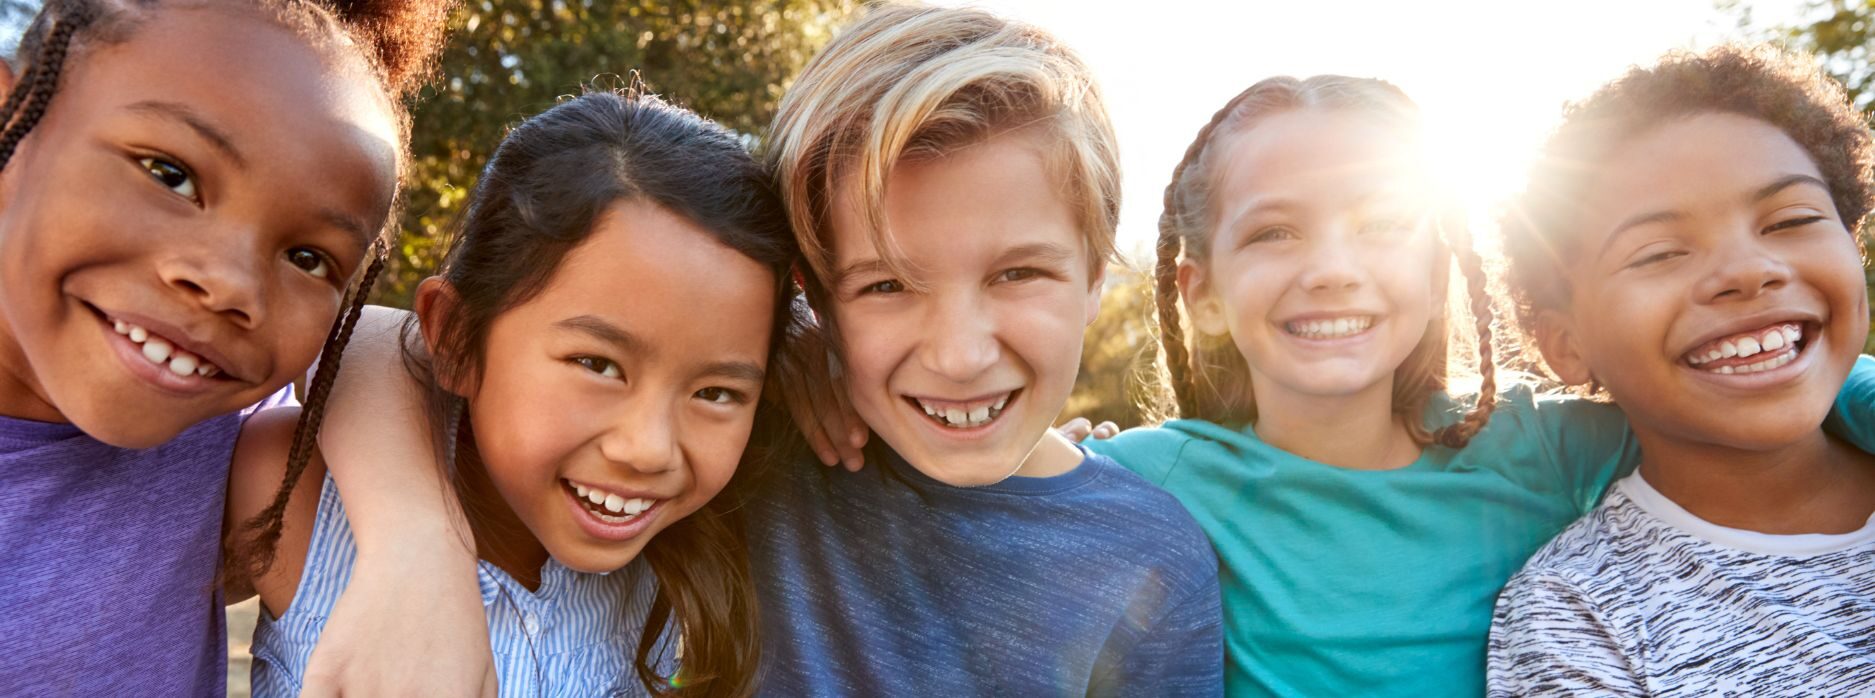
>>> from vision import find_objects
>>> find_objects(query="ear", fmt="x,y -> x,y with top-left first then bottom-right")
1177,258 -> 1229,337
412,277 -> 472,396
1533,308 -> 1594,386
1084,262 -> 1106,327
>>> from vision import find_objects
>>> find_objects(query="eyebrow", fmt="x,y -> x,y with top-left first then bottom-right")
319,208 -> 377,253
1597,173 -> 1835,262
832,258 -> 895,288
127,101 -> 246,170
992,242 -> 1077,269
555,315 -> 766,384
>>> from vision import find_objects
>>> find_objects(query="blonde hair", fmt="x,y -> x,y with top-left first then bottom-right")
766,1 -> 1120,289
1153,75 -> 1498,447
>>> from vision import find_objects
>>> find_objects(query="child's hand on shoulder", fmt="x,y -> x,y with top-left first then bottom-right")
1057,416 -> 1119,442
776,308 -> 870,471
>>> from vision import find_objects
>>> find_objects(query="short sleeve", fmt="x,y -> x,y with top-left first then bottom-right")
1487,569 -> 1645,698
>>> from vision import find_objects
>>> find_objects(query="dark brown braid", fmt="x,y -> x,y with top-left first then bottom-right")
1430,214 -> 1498,448
1153,86 -> 1264,420
0,0 -> 94,172
227,243 -> 388,581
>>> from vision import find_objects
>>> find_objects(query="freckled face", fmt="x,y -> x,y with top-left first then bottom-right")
454,200 -> 775,573
1549,113 -> 1867,453
825,129 -> 1101,486
1183,110 -> 1443,410
0,7 -> 399,447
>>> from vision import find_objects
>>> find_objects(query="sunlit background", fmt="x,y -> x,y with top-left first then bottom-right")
935,0 -> 1807,257
0,2 -> 1856,694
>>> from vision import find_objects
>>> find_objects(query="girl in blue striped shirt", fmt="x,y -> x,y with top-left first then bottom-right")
222,88 -> 800,697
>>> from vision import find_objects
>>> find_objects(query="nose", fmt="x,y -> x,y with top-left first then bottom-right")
1295,230 -> 1364,294
597,398 -> 679,475
1695,233 -> 1791,303
155,230 -> 266,328
918,293 -> 1001,382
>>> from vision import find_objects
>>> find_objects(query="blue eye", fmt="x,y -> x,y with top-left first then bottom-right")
998,268 -> 1040,283
573,356 -> 622,379
861,279 -> 903,295
1244,227 -> 1296,245
139,156 -> 198,202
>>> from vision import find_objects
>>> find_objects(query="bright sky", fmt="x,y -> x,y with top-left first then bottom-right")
934,0 -> 1811,260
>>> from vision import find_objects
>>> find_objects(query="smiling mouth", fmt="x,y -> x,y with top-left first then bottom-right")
1682,322 -> 1811,375
1284,315 -> 1376,340
905,390 -> 1019,429
87,304 -> 229,380
564,479 -> 661,524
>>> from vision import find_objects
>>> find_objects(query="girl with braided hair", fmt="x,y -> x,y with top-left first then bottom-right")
1080,74 -> 1875,696
0,0 -> 498,694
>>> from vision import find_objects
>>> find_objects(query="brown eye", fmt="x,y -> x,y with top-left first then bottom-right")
138,157 -> 198,202
286,248 -> 331,279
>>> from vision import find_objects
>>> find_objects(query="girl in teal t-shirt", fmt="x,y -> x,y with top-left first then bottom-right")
1090,74 -> 1875,697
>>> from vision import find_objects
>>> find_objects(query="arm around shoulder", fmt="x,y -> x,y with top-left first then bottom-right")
224,406 -> 327,615
1487,567 -> 1644,698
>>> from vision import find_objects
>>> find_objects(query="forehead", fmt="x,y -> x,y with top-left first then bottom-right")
58,6 -> 400,207
1585,113 -> 1825,218
526,199 -> 776,352
829,130 -> 1087,269
1211,109 -> 1429,212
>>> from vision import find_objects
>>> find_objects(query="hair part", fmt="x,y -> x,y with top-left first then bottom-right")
1151,75 -> 1499,447
1502,43 -> 1875,392
767,1 -> 1121,300
406,89 -> 792,697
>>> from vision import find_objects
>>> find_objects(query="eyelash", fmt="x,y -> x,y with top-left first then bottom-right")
573,356 -> 622,379
287,248 -> 337,281
858,279 -> 903,296
138,156 -> 200,204
1244,227 -> 1296,246
695,387 -> 749,405
1766,216 -> 1826,234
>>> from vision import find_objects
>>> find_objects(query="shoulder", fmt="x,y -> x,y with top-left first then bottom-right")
226,407 -> 330,614
1501,491 -> 1659,622
1075,453 -> 1218,579
1090,419 -> 1255,484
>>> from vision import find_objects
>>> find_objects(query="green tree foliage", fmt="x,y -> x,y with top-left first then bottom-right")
1067,269 -> 1165,430
383,0 -> 856,306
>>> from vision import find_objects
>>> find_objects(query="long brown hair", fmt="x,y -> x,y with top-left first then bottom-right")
400,89 -> 794,697
1153,75 -> 1498,447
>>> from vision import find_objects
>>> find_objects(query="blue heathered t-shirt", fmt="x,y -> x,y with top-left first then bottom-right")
746,443 -> 1223,696
0,389 -> 291,696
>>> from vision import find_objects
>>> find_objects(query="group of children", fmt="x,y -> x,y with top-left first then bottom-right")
1,0 -> 1871,696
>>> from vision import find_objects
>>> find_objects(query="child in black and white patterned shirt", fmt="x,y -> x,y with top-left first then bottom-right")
1488,44 -> 1875,697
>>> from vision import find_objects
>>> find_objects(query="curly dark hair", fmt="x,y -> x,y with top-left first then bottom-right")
1502,43 -> 1875,353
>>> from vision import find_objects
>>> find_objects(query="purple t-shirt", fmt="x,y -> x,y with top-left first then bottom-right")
0,389 -> 290,696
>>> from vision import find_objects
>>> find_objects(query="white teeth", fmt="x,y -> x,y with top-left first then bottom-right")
112,319 -> 223,379
1762,331 -> 1786,351
1287,315 -> 1374,340
1720,341 -> 1738,358
573,483 -> 589,497
587,489 -> 605,505
1736,336 -> 1762,358
167,353 -> 198,376
914,394 -> 1010,428
141,337 -> 172,364
568,480 -> 658,522
603,493 -> 626,514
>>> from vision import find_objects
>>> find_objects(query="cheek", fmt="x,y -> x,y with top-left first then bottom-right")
682,421 -> 749,500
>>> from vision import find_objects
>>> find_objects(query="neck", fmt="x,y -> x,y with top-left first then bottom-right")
455,432 -> 549,590
1247,370 -> 1420,470
1014,429 -> 1085,478
0,324 -> 65,423
1636,427 -> 1875,535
